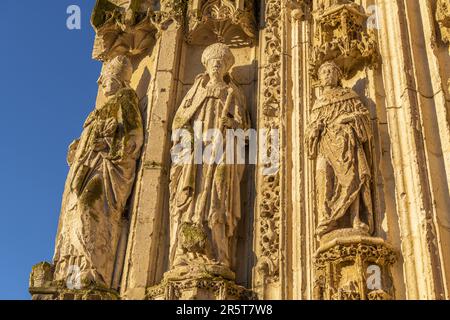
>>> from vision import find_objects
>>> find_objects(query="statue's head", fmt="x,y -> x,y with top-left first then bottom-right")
201,43 -> 235,80
318,61 -> 343,89
98,55 -> 133,97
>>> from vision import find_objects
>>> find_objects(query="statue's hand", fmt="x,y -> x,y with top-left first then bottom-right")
102,118 -> 118,137
93,138 -> 109,152
220,115 -> 235,129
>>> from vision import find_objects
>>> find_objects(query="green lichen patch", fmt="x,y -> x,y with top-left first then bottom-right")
81,177 -> 103,209
180,223 -> 207,253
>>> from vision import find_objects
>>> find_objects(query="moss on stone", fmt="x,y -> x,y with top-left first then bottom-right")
180,223 -> 207,253
169,0 -> 188,17
91,0 -> 120,29
81,177 -> 103,208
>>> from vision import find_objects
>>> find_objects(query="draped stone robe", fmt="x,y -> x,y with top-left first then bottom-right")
306,87 -> 374,237
53,88 -> 143,288
169,73 -> 249,269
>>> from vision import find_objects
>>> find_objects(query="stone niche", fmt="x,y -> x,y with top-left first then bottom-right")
128,0 -> 260,301
307,0 -> 397,301
146,26 -> 259,303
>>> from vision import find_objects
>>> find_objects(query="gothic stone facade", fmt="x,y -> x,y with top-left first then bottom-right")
29,0 -> 450,300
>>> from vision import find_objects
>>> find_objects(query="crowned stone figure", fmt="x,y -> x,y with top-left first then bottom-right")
52,55 -> 144,289
167,43 -> 250,280
306,61 -> 375,241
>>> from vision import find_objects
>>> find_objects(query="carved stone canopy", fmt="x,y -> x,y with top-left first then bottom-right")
186,0 -> 257,47
91,0 -> 158,61
311,0 -> 379,79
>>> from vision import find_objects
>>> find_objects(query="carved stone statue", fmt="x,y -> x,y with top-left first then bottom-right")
306,61 -> 374,240
168,43 -> 249,279
53,55 -> 144,289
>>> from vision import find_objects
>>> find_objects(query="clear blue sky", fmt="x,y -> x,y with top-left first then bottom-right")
0,1 -> 101,299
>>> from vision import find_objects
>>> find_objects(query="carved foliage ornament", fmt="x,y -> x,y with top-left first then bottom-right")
255,0 -> 283,285
146,278 -> 255,300
159,0 -> 189,23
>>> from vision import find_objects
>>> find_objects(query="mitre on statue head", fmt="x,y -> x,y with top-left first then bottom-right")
98,55 -> 133,85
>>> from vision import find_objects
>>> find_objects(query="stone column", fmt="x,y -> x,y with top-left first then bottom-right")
307,0 -> 397,300
119,2 -> 185,300
289,0 -> 316,300
252,0 -> 286,299
375,0 -> 450,299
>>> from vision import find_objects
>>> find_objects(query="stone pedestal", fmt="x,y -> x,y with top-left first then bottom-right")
146,277 -> 255,300
29,262 -> 119,300
147,261 -> 255,300
30,286 -> 120,301
313,232 -> 396,300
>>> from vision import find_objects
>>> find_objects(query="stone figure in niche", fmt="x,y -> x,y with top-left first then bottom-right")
53,55 -> 144,288
168,43 -> 250,278
306,61 -> 374,240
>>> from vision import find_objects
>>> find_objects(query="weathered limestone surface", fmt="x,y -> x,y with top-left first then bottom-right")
30,0 -> 450,300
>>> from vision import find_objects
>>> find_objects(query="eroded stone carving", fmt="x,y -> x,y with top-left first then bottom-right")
288,0 -> 311,22
91,0 -> 159,61
254,0 -> 282,286
147,278 -> 255,300
154,0 -> 190,28
309,61 -> 396,300
186,0 -> 257,46
436,0 -> 450,44
306,61 -> 374,241
26,0 -> 450,301
313,237 -> 396,300
311,0 -> 379,79
51,55 -> 144,290
166,43 -> 250,282
29,262 -> 54,290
